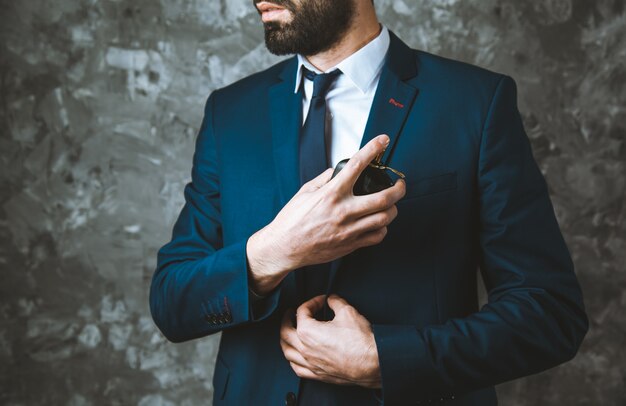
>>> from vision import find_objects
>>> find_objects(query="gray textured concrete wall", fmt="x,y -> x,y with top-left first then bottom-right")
0,0 -> 624,404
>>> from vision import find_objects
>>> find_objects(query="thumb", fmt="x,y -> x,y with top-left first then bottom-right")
326,294 -> 352,315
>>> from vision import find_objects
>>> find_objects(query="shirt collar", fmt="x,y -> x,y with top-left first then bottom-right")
293,26 -> 390,94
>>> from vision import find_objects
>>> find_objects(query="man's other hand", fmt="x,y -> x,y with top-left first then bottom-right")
280,295 -> 381,388
247,134 -> 406,295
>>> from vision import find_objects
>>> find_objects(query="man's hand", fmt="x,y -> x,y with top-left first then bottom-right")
247,134 -> 406,294
280,295 -> 381,388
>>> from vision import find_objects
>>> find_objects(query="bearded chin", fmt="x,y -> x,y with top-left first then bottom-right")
263,21 -> 317,56
262,0 -> 355,56
263,22 -> 296,56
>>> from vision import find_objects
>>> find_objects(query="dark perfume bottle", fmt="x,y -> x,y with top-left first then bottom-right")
331,152 -> 405,195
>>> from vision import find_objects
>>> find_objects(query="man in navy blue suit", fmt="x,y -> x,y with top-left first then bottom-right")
150,0 -> 588,404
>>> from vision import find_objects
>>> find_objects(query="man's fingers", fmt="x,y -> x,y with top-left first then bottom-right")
354,227 -> 389,249
289,363 -> 355,385
282,341 -> 314,369
300,168 -> 334,192
349,204 -> 398,235
350,178 -> 406,217
296,295 -> 327,321
331,135 -> 390,190
280,310 -> 305,352
289,363 -> 320,380
326,294 -> 352,314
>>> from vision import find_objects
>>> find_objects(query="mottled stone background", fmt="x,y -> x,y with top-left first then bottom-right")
0,0 -> 624,404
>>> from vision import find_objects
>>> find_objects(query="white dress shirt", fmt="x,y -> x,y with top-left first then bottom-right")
295,26 -> 390,168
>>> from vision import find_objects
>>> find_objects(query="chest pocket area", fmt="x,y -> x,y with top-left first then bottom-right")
402,171 -> 457,201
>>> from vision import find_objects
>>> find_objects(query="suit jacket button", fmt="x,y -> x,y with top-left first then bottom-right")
285,391 -> 296,406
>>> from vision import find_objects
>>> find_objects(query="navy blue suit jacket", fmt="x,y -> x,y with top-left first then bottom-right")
150,32 -> 588,405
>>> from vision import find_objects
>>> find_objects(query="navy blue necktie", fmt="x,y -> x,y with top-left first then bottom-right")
297,67 -> 344,406
298,67 -> 342,302
299,67 -> 342,185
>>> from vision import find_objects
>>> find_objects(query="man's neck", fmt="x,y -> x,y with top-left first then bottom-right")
305,12 -> 381,72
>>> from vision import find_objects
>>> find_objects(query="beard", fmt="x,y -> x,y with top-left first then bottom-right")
255,0 -> 356,56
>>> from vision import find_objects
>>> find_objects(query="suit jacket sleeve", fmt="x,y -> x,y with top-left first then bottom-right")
372,76 -> 589,404
149,92 -> 281,343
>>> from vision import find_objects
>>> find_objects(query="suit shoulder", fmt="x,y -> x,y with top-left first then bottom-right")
413,49 -> 506,90
211,57 -> 293,102
409,49 -> 511,111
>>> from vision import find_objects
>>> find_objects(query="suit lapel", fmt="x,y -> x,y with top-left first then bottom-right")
268,58 -> 305,304
359,31 -> 419,165
269,57 -> 302,207
327,31 -> 420,293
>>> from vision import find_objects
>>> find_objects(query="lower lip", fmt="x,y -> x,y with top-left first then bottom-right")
261,8 -> 289,22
